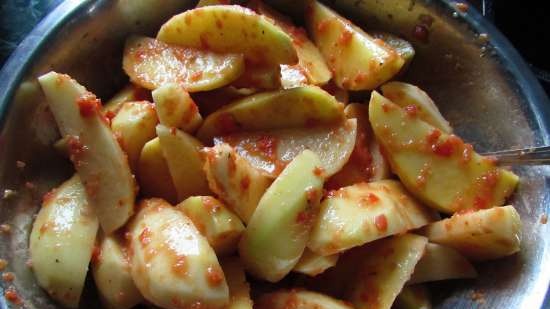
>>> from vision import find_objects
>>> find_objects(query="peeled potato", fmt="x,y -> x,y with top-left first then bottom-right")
152,83 -> 203,133
128,198 -> 229,309
239,150 -> 324,282
308,180 -> 436,256
371,32 -> 415,73
137,137 -> 178,204
215,119 -> 356,178
30,175 -> 98,308
293,249 -> 339,277
198,85 -> 344,143
220,257 -> 253,309
257,290 -> 353,309
420,206 -> 521,261
103,84 -> 151,115
123,36 -> 245,92
177,196 -> 245,255
233,65 -> 282,90
368,91 -> 518,214
157,5 -> 297,66
38,72 -> 136,233
111,101 -> 158,171
306,1 -> 404,90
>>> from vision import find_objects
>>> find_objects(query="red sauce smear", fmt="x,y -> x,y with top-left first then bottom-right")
313,166 -> 325,178
375,214 -> 388,232
338,29 -> 353,45
77,92 -> 101,118
2,272 -> 15,282
206,266 -> 224,287
139,227 -> 152,247
216,113 -> 240,135
317,20 -> 330,33
172,256 -> 188,278
91,245 -> 102,265
4,288 -> 22,305
404,105 -> 418,117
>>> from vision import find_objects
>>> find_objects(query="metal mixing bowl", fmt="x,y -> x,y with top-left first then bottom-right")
0,0 -> 549,308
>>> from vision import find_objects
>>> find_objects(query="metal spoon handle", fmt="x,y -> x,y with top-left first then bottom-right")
482,146 -> 550,165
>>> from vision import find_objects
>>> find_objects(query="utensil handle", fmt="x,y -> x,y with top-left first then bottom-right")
482,146 -> 550,165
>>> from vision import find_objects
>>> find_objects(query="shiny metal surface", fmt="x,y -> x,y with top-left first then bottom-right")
0,0 -> 549,308
483,146 -> 550,165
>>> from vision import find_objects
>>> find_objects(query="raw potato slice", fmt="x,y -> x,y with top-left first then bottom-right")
215,119 -> 356,178
326,103 -> 389,190
368,91 -> 519,213
308,180 -> 436,256
177,196 -> 245,255
306,1 -> 404,90
371,32 -> 415,72
203,144 -> 272,223
252,1 -> 331,85
348,234 -> 428,309
152,84 -> 202,133
381,82 -> 452,133
198,85 -> 344,142
111,101 -> 158,171
395,285 -> 431,309
239,150 -> 324,282
103,84 -> 151,115
123,36 -> 245,92
409,243 -> 477,284
156,124 -> 210,201
293,249 -> 339,277
128,199 -> 229,309
157,5 -> 298,66
257,290 -> 353,309
38,72 -> 136,233
220,258 -> 253,309
92,234 -> 144,309
420,206 -> 521,261
138,137 -> 178,204
29,175 -> 98,308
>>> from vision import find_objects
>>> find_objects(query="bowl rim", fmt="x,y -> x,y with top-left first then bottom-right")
0,0 -> 549,308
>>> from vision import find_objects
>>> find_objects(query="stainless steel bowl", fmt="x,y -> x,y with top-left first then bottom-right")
0,0 -> 549,308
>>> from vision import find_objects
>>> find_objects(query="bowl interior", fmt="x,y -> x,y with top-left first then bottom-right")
0,0 -> 549,308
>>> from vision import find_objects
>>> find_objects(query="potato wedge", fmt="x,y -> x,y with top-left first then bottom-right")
232,65 -> 282,90
157,5 -> 297,66
92,234 -> 144,309
103,84 -> 151,115
395,285 -> 431,309
369,91 -> 518,213
293,249 -> 339,277
177,196 -> 245,255
409,243 -> 477,284
123,36 -> 245,92
308,180 -> 436,256
257,290 -> 353,309
198,85 -> 344,142
239,150 -> 324,282
137,137 -> 178,204
129,198 -> 229,309
152,84 -> 202,133
326,103 -> 389,189
215,119 -> 356,178
251,1 -> 331,85
156,124 -> 211,201
306,1 -> 404,90
420,206 -> 521,261
381,82 -> 452,133
111,101 -> 158,171
371,32 -> 415,73
29,175 -> 98,308
38,72 -> 136,233
348,234 -> 428,309
220,257 -> 253,309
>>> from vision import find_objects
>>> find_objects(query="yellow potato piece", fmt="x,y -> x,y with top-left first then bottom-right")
111,101 -> 158,172
102,84 -> 151,115
152,83 -> 203,133
368,91 -> 519,213
123,36 -> 245,92
308,180 -> 436,256
197,85 -> 344,143
420,206 -> 521,261
30,175 -> 98,308
92,234 -> 144,309
293,248 -> 339,277
215,119 -> 356,178
306,1 -> 404,90
232,65 -> 282,90
157,124 -> 211,202
381,82 -> 452,133
239,150 -> 324,282
38,72 -> 136,234
409,243 -> 477,284
177,196 -> 245,256
394,285 -> 431,309
220,257 -> 253,309
371,32 -> 415,73
348,234 -> 428,309
137,137 -> 178,204
128,198 -> 229,309
257,290 -> 353,309
157,5 -> 298,66
203,143 -> 272,223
